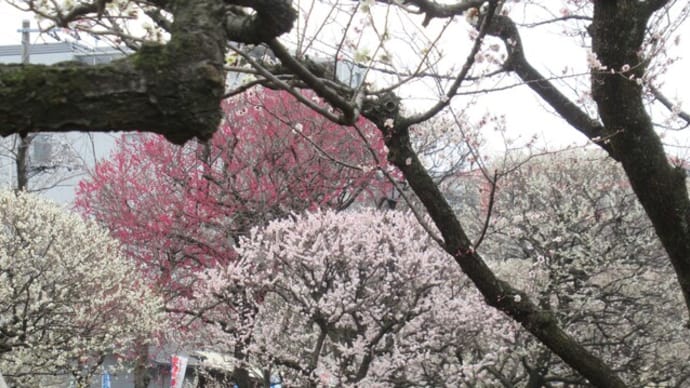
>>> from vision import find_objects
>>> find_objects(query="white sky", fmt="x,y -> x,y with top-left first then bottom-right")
0,2 -> 688,156
0,5 -> 40,45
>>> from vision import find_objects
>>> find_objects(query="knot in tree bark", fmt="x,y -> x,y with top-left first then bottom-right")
362,92 -> 401,130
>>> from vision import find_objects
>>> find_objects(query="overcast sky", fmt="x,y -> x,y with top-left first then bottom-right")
0,5 -> 38,45
0,2 -> 688,155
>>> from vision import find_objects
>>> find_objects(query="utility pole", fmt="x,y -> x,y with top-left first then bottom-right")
16,20 -> 34,191
21,19 -> 30,63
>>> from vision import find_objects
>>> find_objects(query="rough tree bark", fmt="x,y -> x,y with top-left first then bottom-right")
15,133 -> 31,191
0,0 -> 291,144
589,1 -> 690,318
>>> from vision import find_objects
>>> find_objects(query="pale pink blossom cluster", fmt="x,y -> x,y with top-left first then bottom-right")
184,209 -> 514,386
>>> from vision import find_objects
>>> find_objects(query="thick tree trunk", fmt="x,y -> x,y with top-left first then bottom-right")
133,341 -> 151,388
15,133 -> 31,191
0,1 -> 297,144
0,60 -> 218,144
232,367 -> 252,388
589,1 -> 690,320
0,0 -> 228,145
493,2 -> 690,321
487,0 -> 690,324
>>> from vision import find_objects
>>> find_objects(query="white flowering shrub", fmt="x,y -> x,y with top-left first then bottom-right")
0,191 -> 163,386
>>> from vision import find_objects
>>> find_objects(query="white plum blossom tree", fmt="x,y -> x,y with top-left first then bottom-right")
481,150 -> 690,386
176,209 -> 516,387
0,191 -> 163,387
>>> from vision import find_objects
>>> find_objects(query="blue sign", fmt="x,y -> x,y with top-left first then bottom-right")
101,370 -> 111,388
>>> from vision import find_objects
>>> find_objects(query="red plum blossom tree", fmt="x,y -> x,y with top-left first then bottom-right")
76,88 -> 392,298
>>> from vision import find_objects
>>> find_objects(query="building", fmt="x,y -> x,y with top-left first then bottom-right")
0,40 -> 124,65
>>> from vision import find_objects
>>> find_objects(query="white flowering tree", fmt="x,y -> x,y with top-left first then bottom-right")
479,151 -> 690,386
175,209 -> 514,387
0,191 -> 163,387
